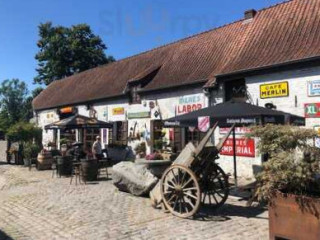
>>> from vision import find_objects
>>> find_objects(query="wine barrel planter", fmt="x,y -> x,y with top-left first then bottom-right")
269,191 -> 320,240
37,152 -> 53,170
57,156 -> 73,176
81,160 -> 98,181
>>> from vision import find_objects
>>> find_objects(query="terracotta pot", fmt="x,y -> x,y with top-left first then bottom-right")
269,191 -> 320,240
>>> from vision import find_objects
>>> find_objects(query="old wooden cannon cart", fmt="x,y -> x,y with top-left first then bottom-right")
159,122 -> 235,218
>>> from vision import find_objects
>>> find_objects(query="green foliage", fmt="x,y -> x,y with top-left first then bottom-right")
23,142 -> 42,160
154,139 -> 163,150
248,124 -> 320,201
6,122 -> 42,143
0,79 -> 30,131
34,22 -> 115,85
134,142 -> 146,153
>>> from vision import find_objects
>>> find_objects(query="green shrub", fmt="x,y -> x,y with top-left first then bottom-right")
248,124 -> 320,202
23,142 -> 42,160
6,122 -> 42,144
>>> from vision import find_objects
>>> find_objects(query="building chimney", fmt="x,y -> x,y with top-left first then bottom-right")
244,9 -> 257,20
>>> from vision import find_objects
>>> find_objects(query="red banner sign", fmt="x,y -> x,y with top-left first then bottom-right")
220,138 -> 255,158
305,103 -> 320,118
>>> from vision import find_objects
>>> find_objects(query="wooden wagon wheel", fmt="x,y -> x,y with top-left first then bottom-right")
200,163 -> 229,208
160,165 -> 201,218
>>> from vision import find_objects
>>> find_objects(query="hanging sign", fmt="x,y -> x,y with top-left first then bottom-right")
220,138 -> 255,158
260,81 -> 289,99
305,103 -> 320,118
198,116 -> 210,132
308,80 -> 320,96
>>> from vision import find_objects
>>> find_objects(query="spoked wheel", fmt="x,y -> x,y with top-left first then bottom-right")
200,164 -> 229,208
160,165 -> 201,218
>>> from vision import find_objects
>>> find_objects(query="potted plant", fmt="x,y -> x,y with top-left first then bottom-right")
134,142 -> 146,159
23,142 -> 41,167
248,124 -> 320,240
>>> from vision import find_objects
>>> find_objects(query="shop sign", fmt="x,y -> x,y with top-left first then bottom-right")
308,80 -> 320,96
112,107 -> 125,116
260,81 -> 289,99
108,105 -> 127,121
220,138 -> 255,158
127,105 -> 150,119
60,107 -> 73,114
305,103 -> 320,118
176,94 -> 205,115
220,127 -> 251,135
128,112 -> 150,119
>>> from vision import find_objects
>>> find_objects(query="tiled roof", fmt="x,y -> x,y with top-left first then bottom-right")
33,0 -> 320,110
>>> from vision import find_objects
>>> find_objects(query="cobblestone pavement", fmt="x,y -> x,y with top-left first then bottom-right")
0,163 -> 269,240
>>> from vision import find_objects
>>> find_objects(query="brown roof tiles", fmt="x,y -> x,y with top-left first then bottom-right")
33,0 -> 320,110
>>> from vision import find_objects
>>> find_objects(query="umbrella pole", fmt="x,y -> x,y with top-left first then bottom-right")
232,128 -> 238,192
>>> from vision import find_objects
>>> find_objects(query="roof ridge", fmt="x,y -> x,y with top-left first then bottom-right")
52,0 -> 295,84
258,0 -> 293,12
96,0 -> 294,68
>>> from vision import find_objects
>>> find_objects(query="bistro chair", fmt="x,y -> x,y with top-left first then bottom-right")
70,162 -> 85,185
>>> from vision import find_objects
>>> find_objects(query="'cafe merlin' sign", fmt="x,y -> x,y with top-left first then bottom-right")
260,81 -> 289,99
305,103 -> 320,118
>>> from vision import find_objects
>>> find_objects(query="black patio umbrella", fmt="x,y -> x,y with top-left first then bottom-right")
164,101 -> 305,127
45,114 -> 113,130
164,101 -> 305,190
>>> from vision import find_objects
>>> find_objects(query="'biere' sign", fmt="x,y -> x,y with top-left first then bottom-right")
260,81 -> 289,99
220,138 -> 255,158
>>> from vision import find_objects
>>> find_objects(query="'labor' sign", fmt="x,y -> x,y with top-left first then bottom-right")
220,138 -> 255,158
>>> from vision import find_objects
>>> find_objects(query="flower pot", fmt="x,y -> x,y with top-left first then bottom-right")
269,191 -> 320,240
23,158 -> 31,167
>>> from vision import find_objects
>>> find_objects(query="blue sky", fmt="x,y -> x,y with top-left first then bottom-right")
0,0 -> 283,91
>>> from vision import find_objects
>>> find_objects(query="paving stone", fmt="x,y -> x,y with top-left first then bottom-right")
0,164 -> 269,240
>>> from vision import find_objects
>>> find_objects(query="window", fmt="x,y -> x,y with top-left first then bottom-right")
84,129 -> 100,151
129,85 -> 141,104
186,128 -> 206,147
225,79 -> 247,102
108,121 -> 128,145
151,120 -> 164,151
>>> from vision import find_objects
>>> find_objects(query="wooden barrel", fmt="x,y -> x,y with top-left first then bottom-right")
57,156 -> 72,176
37,152 -> 53,170
81,160 -> 98,181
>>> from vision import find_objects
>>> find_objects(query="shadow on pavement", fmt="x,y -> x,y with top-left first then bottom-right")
0,230 -> 13,240
193,203 -> 267,222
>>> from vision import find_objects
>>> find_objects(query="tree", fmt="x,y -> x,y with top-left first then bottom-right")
0,79 -> 29,131
34,22 -> 115,85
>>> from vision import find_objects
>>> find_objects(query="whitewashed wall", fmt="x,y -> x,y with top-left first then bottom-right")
37,110 -> 59,148
246,66 -> 320,128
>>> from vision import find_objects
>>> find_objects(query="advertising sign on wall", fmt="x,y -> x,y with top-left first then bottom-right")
260,81 -> 289,99
308,80 -> 320,96
219,127 -> 251,135
305,103 -> 320,118
108,105 -> 127,121
112,107 -> 125,115
176,94 -> 206,115
220,138 -> 255,158
127,105 -> 150,119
